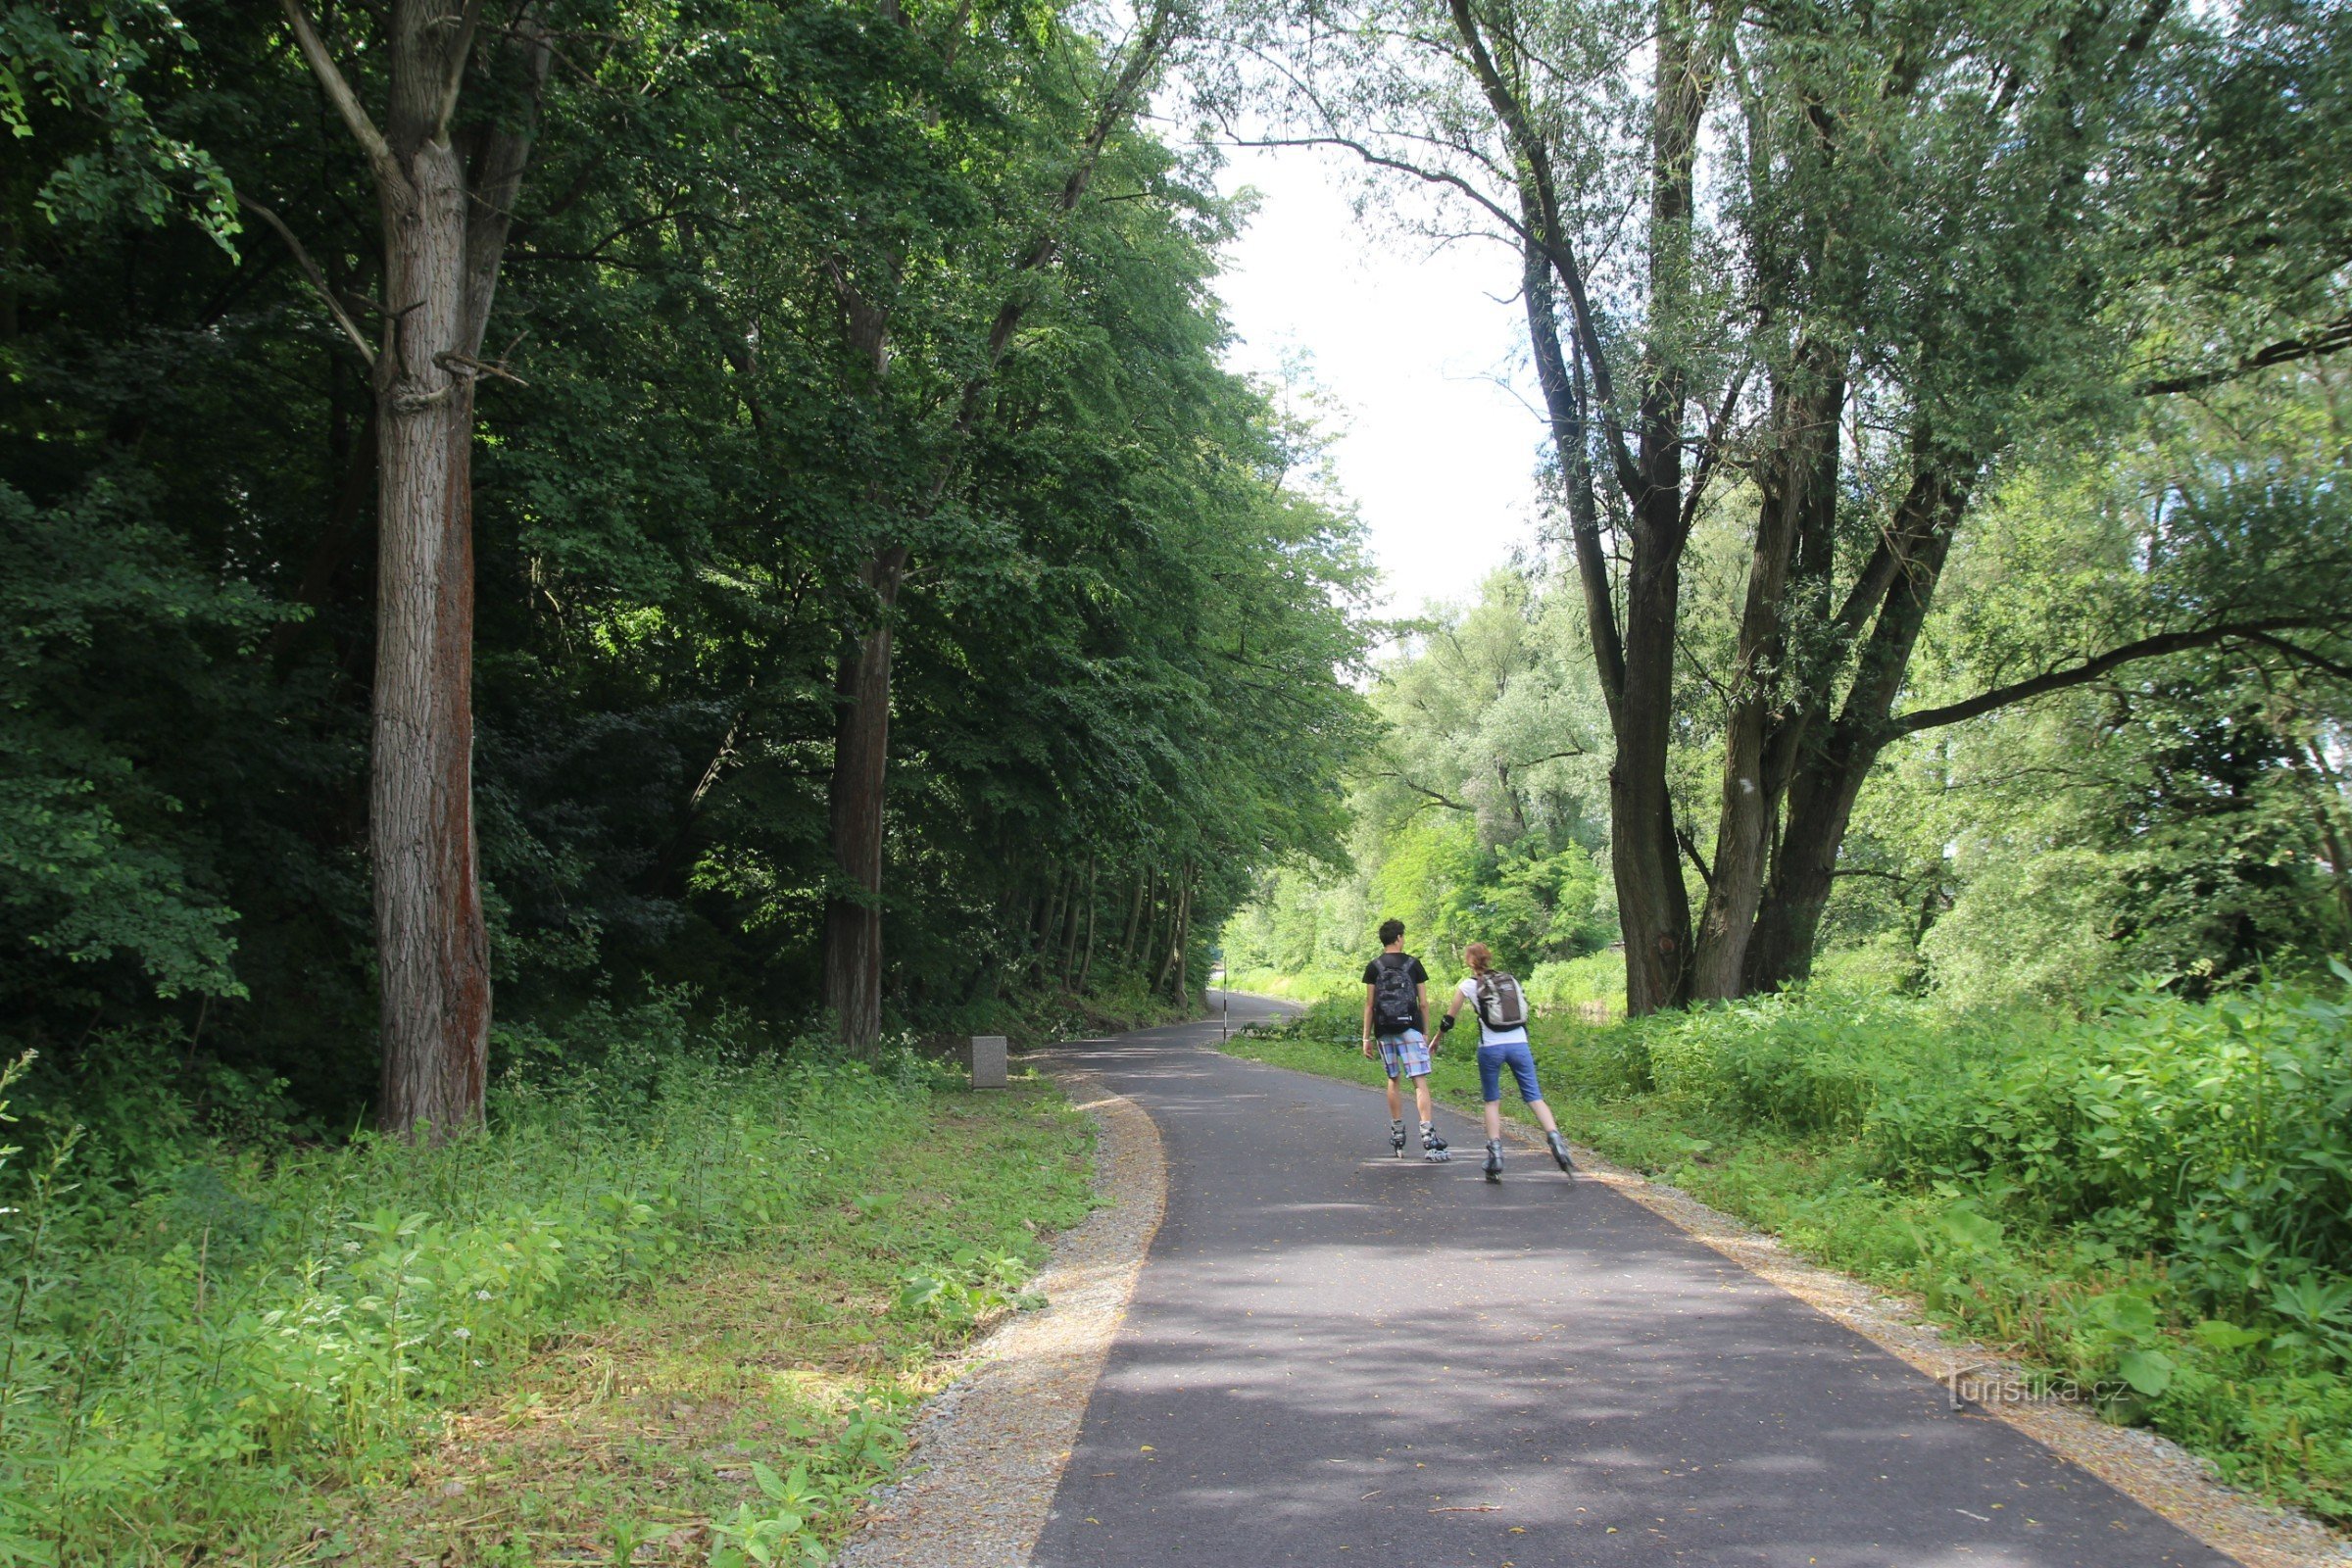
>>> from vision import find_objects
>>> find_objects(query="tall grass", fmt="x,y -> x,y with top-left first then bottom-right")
0,1016 -> 1051,1562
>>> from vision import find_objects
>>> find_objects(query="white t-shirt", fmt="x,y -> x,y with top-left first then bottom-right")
1455,976 -> 1530,1046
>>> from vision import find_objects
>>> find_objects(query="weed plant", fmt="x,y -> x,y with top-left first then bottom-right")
0,1006 -> 1092,1562
1233,971 -> 2352,1520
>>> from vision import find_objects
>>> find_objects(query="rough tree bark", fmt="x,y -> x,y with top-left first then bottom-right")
1743,460 -> 1972,990
278,0 -> 546,1138
1690,358 -> 1844,998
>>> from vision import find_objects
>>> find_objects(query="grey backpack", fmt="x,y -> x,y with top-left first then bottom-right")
1474,971 -> 1530,1031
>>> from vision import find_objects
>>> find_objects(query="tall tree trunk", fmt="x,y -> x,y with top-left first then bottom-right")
1071,856 -> 1098,991
1077,859 -> 1101,992
1744,459 -> 1972,991
1171,871 -> 1192,1006
1158,865 -> 1193,1003
820,547 -> 908,1053
1036,866 -> 1068,986
1612,0 -> 1706,1013
1485,0 -> 1705,1015
1118,867 -> 1147,969
281,0 -> 544,1138
812,14 -> 1177,1053
1612,536 -> 1694,1013
1131,868 -> 1159,972
1691,368 -> 1844,997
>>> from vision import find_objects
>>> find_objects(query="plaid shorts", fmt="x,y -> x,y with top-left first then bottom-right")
1378,1030 -> 1432,1080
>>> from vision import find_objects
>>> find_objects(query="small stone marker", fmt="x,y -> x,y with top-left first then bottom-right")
967,1034 -> 1007,1090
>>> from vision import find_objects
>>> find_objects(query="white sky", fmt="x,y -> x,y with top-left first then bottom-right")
1210,144 -> 1548,618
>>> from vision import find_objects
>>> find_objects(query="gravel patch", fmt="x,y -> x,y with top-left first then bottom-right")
1491,1117 -> 2352,1568
837,1066 -> 1164,1568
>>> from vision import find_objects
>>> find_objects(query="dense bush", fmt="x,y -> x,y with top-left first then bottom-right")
0,1008 -> 1083,1561
1613,980 -> 2352,1299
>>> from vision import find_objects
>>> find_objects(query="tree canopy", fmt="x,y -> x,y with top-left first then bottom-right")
1,0 -> 1375,1129
1210,0 -> 2352,1008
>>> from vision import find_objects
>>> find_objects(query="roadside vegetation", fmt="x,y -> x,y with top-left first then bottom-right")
0,1001 -> 1094,1564
1227,977 -> 2352,1522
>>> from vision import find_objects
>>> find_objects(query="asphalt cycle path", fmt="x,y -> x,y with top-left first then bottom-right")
1030,993 -> 2232,1568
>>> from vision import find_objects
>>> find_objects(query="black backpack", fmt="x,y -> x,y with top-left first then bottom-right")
1474,970 -> 1530,1031
1371,953 -> 1420,1034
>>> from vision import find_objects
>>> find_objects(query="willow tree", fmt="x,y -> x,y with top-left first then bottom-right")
1236,0 -> 2352,1008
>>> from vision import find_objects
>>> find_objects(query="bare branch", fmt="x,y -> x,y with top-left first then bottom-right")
1677,827 -> 1714,889
433,0 -> 487,144
435,350 -> 527,386
1679,361 -> 1754,532
1445,0 -> 1640,499
2236,629 -> 2352,683
236,195 -> 377,367
278,0 -> 399,182
1378,773 -> 1475,813
1227,133 -> 1530,243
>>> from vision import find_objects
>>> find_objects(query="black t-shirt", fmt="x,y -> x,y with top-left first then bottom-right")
1361,952 -> 1430,1033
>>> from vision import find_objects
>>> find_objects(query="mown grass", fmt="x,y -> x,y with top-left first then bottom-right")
1225,977 -> 2352,1525
0,1038 -> 1094,1566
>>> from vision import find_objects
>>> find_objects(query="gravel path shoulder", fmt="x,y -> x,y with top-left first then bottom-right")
837,1064 -> 1165,1568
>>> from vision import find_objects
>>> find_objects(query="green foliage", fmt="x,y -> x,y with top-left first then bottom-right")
0,0 -> 1374,1119
708,1446 -> 899,1568
0,0 -> 236,243
1224,569 -> 1612,982
0,1004 -> 1092,1562
896,1248 -> 1042,1326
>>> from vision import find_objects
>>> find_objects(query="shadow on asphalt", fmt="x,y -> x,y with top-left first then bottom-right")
1028,1001 -> 2230,1568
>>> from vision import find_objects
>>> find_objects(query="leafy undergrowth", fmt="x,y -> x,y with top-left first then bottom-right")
0,1045 -> 1093,1565
1226,976 -> 2352,1526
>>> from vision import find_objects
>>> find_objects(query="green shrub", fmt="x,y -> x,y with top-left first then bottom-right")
1523,951 -> 1626,1018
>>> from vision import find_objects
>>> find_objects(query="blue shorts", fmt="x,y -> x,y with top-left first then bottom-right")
1477,1041 -> 1544,1104
1378,1030 -> 1431,1080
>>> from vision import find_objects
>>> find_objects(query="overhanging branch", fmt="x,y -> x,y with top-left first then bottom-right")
237,195 -> 376,367
1379,772 -> 1475,813
1890,616 -> 2349,736
2140,315 -> 2352,397
278,0 -> 404,193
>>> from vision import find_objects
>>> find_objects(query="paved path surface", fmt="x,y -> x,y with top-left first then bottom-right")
1030,995 -> 2234,1568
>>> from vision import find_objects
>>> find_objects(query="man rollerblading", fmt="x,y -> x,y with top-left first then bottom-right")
1362,919 -> 1447,1162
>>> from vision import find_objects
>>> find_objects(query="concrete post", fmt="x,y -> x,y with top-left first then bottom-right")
967,1034 -> 1007,1090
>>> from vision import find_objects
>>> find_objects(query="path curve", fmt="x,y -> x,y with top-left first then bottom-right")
1028,996 -> 2245,1568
